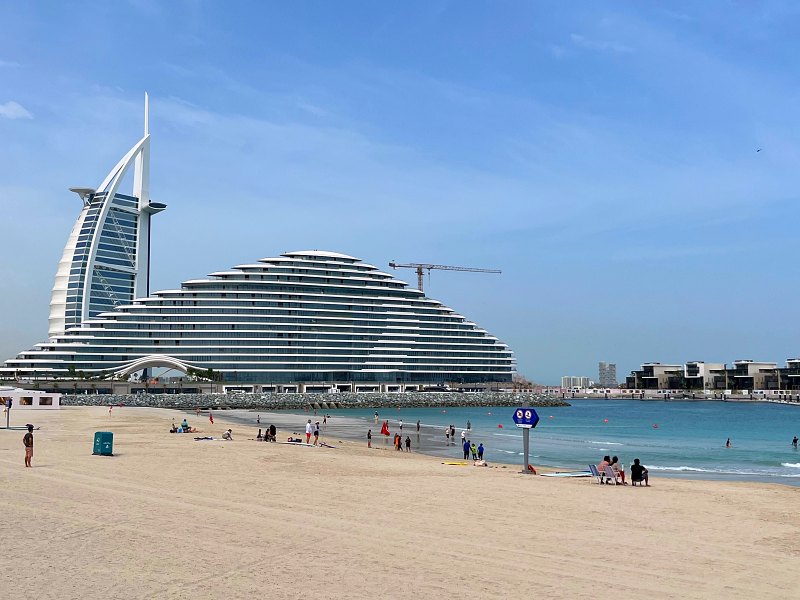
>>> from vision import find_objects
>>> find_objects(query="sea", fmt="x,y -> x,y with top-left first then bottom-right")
247,399 -> 800,486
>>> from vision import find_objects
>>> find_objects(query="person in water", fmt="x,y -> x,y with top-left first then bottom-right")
793,436 -> 798,449
726,438 -> 731,448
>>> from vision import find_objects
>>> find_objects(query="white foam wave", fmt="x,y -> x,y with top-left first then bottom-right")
781,462 -> 800,468
585,440 -> 624,446
648,465 -> 800,478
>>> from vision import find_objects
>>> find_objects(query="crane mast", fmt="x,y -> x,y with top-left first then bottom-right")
388,261 -> 501,293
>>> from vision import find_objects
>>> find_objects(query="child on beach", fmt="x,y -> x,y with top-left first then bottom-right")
23,424 -> 34,467
367,429 -> 372,448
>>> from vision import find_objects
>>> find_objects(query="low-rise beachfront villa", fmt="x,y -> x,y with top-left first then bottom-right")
0,98 -> 515,391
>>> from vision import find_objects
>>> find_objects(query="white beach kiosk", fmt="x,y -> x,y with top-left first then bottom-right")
0,386 -> 61,410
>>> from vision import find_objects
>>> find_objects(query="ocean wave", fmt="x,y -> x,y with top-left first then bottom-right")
585,440 -> 624,445
648,464 -> 800,478
781,462 -> 800,468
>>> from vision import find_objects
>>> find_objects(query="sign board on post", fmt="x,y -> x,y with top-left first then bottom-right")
513,407 -> 540,473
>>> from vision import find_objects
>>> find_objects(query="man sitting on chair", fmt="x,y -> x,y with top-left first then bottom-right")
630,458 -> 649,486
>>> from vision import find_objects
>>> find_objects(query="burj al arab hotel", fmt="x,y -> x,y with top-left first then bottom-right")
2,96 -> 515,389
49,94 -> 165,337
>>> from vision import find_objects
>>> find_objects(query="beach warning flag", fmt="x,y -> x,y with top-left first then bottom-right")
209,412 -> 214,425
380,421 -> 390,436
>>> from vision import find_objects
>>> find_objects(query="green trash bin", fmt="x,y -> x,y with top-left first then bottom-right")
93,431 -> 113,456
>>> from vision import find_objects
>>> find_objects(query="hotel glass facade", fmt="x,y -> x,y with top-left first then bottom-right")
4,251 -> 515,384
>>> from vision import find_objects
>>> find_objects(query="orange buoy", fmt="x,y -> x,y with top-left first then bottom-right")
603,419 -> 609,423
527,464 -> 537,474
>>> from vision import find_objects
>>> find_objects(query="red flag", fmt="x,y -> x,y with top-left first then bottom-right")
209,413 -> 214,424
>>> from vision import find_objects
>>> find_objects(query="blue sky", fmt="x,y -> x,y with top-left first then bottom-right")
1,1 -> 799,384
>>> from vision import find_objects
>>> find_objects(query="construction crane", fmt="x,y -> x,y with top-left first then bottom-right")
388,261 -> 501,293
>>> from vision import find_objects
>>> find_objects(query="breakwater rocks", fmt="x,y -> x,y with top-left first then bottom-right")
61,392 -> 569,410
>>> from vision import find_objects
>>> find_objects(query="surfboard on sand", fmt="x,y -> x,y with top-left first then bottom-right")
280,441 -> 316,447
442,461 -> 469,466
540,471 -> 591,478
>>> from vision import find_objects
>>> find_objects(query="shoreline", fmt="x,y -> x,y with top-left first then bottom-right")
196,407 -> 800,488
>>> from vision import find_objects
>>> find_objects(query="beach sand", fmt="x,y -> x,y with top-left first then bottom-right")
0,407 -> 797,599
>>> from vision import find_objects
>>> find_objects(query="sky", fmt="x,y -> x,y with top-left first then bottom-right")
1,1 -> 799,385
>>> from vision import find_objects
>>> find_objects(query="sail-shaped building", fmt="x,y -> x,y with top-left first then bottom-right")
2,97 -> 515,389
48,94 -> 165,337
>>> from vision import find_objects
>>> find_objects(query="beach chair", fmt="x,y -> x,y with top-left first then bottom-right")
588,464 -> 604,484
603,465 -> 621,485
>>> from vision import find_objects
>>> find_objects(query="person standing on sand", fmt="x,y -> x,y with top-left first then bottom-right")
257,414 -> 260,425
445,427 -> 450,444
23,424 -> 34,467
313,421 -> 320,445
463,439 -> 470,460
477,443 -> 484,460
305,420 -> 313,444
405,436 -> 411,452
470,442 -> 478,461
367,429 -> 372,448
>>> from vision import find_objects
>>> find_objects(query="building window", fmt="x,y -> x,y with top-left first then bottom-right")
39,397 -> 53,406
20,397 -> 33,406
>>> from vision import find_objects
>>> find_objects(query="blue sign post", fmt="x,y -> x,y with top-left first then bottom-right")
4,397 -> 11,429
513,407 -> 540,474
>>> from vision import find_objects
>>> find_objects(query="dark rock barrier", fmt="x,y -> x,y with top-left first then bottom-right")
61,392 -> 569,410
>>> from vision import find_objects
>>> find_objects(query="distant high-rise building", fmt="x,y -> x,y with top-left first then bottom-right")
598,362 -> 617,387
561,375 -> 591,388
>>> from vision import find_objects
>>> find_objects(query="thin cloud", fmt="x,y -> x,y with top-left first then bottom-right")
0,101 -> 33,119
0,59 -> 21,68
570,33 -> 634,54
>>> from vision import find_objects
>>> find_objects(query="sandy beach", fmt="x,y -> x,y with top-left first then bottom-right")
1,407 -> 798,599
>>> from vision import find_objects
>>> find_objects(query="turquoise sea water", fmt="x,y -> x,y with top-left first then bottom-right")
306,400 -> 800,486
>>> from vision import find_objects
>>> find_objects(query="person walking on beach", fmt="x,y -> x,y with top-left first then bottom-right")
726,438 -> 731,448
367,429 -> 372,448
305,420 -> 313,444
461,430 -> 466,443
399,420 -> 403,433
405,436 -> 411,452
256,414 -> 260,425
23,424 -> 33,467
313,421 -> 320,445
477,443 -> 484,460
463,439 -> 470,460
209,411 -> 214,425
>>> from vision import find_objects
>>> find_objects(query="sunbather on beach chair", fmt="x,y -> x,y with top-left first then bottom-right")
588,464 -> 604,484
603,465 -> 622,485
